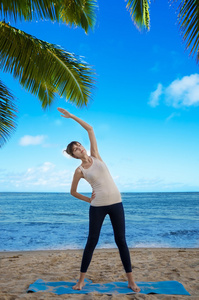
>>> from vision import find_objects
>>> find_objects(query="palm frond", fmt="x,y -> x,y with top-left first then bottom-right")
174,0 -> 199,63
0,21 -> 95,109
0,79 -> 17,148
126,0 -> 150,31
0,0 -> 97,33
60,0 -> 97,32
0,0 -> 59,22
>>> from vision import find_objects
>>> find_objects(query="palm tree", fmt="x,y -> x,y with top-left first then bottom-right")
0,0 -> 97,147
126,0 -> 199,63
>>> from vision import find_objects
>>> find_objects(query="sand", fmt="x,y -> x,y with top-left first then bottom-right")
0,248 -> 198,299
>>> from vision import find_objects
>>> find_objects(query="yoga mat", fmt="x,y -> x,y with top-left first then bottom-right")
27,279 -> 191,295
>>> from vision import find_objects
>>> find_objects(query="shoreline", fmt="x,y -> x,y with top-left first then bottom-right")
0,247 -> 199,255
0,248 -> 198,299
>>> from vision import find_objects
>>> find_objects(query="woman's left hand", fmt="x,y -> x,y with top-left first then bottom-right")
90,190 -> 96,202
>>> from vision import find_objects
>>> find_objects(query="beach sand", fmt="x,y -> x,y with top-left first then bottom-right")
0,248 -> 198,299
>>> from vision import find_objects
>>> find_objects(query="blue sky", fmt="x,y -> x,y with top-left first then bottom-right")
1,0 -> 199,192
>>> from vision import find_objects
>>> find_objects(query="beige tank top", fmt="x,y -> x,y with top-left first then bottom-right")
78,156 -> 122,207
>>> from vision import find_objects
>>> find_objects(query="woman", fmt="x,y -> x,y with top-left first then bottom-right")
58,107 -> 140,293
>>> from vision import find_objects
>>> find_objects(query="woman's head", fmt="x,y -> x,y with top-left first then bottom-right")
64,141 -> 85,159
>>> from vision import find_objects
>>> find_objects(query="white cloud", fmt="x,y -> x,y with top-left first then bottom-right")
148,83 -> 163,107
0,164 -> 198,192
165,74 -> 199,107
19,135 -> 46,146
0,162 -> 72,191
149,74 -> 199,108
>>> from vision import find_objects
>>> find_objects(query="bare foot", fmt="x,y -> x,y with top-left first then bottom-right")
128,282 -> 141,293
72,281 -> 85,290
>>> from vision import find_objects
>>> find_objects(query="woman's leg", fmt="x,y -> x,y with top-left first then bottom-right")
108,203 -> 131,272
73,205 -> 107,290
108,202 -> 141,292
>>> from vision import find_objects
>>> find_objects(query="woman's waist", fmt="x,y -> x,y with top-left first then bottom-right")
91,197 -> 121,207
90,190 -> 121,206
92,188 -> 120,197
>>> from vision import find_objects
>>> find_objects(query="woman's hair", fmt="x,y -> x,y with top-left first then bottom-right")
63,141 -> 80,159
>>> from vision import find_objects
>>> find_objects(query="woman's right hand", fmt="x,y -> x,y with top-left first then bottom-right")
57,107 -> 72,118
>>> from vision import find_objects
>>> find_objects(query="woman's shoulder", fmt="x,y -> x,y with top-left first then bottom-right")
75,166 -> 84,175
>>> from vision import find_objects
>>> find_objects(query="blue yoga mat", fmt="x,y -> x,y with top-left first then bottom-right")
27,279 -> 190,295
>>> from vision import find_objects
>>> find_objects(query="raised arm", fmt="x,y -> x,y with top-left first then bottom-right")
57,107 -> 102,161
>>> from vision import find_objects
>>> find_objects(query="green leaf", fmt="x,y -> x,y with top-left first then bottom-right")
0,0 -> 97,33
175,0 -> 199,63
0,79 -> 17,148
60,0 -> 97,33
126,0 -> 150,31
0,0 -> 59,22
0,21 -> 95,109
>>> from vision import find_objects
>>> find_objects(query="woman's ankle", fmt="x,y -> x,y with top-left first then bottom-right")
79,272 -> 86,283
126,271 -> 135,283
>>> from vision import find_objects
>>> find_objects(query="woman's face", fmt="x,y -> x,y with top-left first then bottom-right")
72,143 -> 86,158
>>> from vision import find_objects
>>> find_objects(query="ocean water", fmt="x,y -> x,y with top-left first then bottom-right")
0,192 -> 198,251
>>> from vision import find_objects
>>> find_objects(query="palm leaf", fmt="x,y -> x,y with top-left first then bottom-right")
175,0 -> 199,63
0,21 -> 95,109
0,0 -> 59,22
0,0 -> 97,33
126,0 -> 150,30
60,0 -> 97,32
0,79 -> 17,148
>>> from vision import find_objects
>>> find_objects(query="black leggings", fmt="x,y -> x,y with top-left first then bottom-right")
80,202 -> 132,273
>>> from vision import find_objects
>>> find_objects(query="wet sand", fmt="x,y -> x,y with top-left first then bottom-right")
0,248 -> 198,299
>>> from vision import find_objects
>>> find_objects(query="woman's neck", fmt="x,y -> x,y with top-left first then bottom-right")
81,155 -> 91,164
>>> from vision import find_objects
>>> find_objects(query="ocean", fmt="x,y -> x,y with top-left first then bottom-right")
0,192 -> 198,251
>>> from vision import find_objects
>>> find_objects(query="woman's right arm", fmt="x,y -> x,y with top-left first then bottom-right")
70,168 -> 93,203
57,107 -> 102,161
